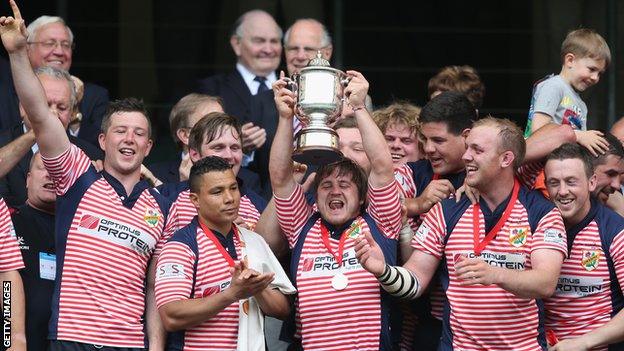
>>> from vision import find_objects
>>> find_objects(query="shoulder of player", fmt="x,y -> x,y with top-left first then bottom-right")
594,203 -> 624,240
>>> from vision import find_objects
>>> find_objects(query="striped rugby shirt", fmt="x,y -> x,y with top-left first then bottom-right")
274,180 -> 402,350
412,184 -> 567,350
544,201 -> 624,350
42,144 -> 174,348
0,198 -> 24,272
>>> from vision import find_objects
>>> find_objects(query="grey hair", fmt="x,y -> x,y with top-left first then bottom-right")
27,16 -> 74,44
231,9 -> 283,39
34,66 -> 77,107
284,18 -> 332,47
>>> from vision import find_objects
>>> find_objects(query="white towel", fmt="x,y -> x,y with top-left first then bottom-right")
236,226 -> 296,351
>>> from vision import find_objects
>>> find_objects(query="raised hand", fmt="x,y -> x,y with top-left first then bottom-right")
273,70 -> 296,120
0,0 -> 28,53
344,70 -> 369,111
354,231 -> 387,276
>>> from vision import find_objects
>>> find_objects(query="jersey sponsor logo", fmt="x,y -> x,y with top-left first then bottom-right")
76,210 -> 158,255
8,227 -> 16,238
79,214 -> 100,229
555,275 -> 604,297
581,250 -> 600,271
460,251 -> 526,270
415,224 -> 429,243
200,280 -> 230,297
509,226 -> 529,247
299,248 -> 362,278
156,263 -> 186,280
143,208 -> 161,228
544,228 -> 565,245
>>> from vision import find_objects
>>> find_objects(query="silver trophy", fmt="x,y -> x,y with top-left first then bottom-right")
287,52 -> 350,165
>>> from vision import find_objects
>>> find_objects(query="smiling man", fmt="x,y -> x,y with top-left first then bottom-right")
543,143 -> 624,350
1,2 -> 175,349
356,117 -> 567,350
270,70 -> 402,350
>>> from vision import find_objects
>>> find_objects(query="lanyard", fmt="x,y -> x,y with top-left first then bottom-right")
320,222 -> 350,266
199,219 -> 239,268
432,174 -> 440,180
472,179 -> 520,255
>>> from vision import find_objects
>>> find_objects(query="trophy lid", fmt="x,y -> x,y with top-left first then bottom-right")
308,51 -> 330,67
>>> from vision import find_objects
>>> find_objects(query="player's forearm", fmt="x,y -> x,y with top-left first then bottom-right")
159,291 -> 237,332
146,262 -> 165,350
268,117 -> 296,198
525,123 -> 575,163
354,108 -> 394,185
254,287 -> 290,320
255,200 -> 288,258
405,196 -> 430,217
0,130 -> 35,178
0,271 -> 25,350
8,50 -> 51,129
494,267 -> 558,299
576,308 -> 624,349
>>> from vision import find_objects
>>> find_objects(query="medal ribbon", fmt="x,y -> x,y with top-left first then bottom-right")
432,174 -> 440,180
320,222 -> 350,267
199,219 -> 239,268
472,178 -> 520,256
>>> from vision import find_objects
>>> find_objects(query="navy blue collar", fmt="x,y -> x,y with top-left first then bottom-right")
565,198 -> 599,253
321,216 -> 359,240
479,190 -> 514,234
101,171 -> 150,208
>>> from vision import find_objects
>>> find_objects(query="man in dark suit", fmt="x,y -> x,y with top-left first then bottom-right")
247,18 -> 333,195
0,15 -> 108,148
0,66 -> 102,208
197,9 -> 282,169
148,93 -> 262,192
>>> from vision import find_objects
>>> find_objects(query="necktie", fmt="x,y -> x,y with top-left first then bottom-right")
254,76 -> 269,95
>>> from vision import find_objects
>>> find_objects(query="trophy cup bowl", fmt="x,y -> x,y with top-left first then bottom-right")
288,53 -> 349,165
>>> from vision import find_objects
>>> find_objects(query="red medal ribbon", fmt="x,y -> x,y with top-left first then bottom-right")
472,179 -> 520,256
199,219 -> 239,268
320,222 -> 350,266
432,174 -> 440,180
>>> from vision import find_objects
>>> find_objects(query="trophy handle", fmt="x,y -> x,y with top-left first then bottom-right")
285,74 -> 299,95
340,76 -> 351,87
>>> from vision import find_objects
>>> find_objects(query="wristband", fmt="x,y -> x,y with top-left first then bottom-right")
377,264 -> 420,299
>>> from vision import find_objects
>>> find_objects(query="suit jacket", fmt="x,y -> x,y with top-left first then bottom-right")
0,124 -> 104,208
0,56 -> 109,148
197,69 -> 251,121
148,156 -> 265,197
246,89 -> 279,198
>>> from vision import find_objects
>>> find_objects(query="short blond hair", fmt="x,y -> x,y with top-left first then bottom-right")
561,28 -> 611,66
472,116 -> 525,169
428,65 -> 485,108
169,94 -> 223,147
372,102 -> 421,137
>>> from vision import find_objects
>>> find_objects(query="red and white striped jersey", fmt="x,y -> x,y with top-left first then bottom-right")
412,186 -> 567,350
274,181 -> 402,350
42,145 -> 174,348
0,198 -> 24,272
544,203 -> 624,351
156,224 -> 243,351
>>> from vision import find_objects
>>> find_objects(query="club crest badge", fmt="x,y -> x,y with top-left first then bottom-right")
346,220 -> 362,239
509,226 -> 529,247
581,250 -> 600,271
144,208 -> 160,227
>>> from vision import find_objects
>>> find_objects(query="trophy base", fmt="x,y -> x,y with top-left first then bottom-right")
293,127 -> 343,165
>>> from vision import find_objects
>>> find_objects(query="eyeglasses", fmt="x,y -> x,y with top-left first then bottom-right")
28,40 -> 74,51
284,45 -> 327,56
